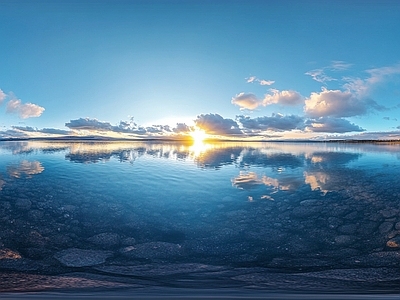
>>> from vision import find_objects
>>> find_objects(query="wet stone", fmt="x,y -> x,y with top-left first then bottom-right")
395,222 -> 400,230
379,221 -> 394,234
15,198 -> 32,210
87,233 -> 121,248
119,242 -> 182,259
340,251 -> 400,267
121,237 -> 136,246
380,208 -> 398,218
334,235 -> 356,246
337,224 -> 357,235
95,263 -> 225,277
386,236 -> 400,248
296,267 -> 400,282
54,248 -> 113,267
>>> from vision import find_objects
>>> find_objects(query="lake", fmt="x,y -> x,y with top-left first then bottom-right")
1,140 -> 400,298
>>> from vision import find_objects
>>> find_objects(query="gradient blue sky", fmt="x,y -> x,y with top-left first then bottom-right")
1,0 -> 400,140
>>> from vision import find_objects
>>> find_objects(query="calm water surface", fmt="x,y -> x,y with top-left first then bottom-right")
1,140 -> 400,297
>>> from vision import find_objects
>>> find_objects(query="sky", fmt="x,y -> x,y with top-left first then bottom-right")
1,0 -> 400,140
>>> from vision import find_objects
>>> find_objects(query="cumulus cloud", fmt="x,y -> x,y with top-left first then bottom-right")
6,99 -> 45,119
65,117 -> 193,137
263,89 -> 303,106
66,118 -> 149,135
246,76 -> 275,86
232,90 -> 303,111
305,117 -> 365,133
237,114 -> 304,132
231,93 -> 261,110
195,113 -> 242,135
173,123 -> 191,133
0,89 -> 6,104
66,118 -> 114,131
304,88 -> 385,118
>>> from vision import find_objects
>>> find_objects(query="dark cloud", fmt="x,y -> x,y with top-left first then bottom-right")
173,123 -> 191,133
194,113 -> 242,136
237,114 -> 304,132
305,117 -> 365,133
0,129 -> 29,139
13,126 -> 71,135
65,118 -> 148,135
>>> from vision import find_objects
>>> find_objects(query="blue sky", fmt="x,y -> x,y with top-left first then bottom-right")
1,0 -> 400,140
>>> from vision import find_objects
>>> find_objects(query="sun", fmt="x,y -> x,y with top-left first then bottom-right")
190,128 -> 207,144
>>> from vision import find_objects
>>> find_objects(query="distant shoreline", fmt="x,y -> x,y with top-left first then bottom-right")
1,137 -> 400,144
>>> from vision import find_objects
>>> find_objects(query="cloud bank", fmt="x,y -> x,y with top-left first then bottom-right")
195,113 -> 242,136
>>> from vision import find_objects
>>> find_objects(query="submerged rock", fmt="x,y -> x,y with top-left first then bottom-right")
119,242 -> 182,259
95,263 -> 225,277
54,248 -> 113,267
87,233 -> 121,248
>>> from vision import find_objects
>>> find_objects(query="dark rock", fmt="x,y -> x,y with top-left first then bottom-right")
15,198 -> 31,210
54,248 -> 113,267
297,267 -> 400,282
95,263 -> 225,276
87,233 -> 121,248
120,242 -> 182,259
379,221 -> 394,234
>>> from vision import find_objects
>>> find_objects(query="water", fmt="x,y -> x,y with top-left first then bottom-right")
1,140 -> 400,297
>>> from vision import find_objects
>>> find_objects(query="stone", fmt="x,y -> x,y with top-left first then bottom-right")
95,263 -> 225,277
87,233 -> 121,248
120,242 -> 182,259
386,236 -> 400,248
15,198 -> 32,210
334,235 -> 356,246
379,221 -> 393,234
54,248 -> 113,267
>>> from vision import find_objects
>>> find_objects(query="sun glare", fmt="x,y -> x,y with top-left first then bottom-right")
190,129 -> 207,144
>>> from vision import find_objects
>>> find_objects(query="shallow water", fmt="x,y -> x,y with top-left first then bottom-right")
1,140 -> 400,296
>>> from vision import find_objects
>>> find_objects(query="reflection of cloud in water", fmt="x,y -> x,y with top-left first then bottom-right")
306,152 -> 362,166
232,171 -> 302,191
239,149 -> 303,169
0,141 -> 70,154
7,160 -> 44,178
0,178 -> 5,191
304,171 -> 330,194
195,147 -> 242,169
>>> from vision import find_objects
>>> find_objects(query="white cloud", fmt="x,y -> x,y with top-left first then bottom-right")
305,61 -> 352,83
6,99 -> 45,119
330,61 -> 352,71
231,92 -> 261,110
259,79 -> 275,86
305,69 -> 335,83
246,76 -> 275,86
263,89 -> 303,106
0,89 -> 6,104
344,63 -> 400,97
246,76 -> 256,83
304,88 -> 384,118
305,117 -> 365,133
